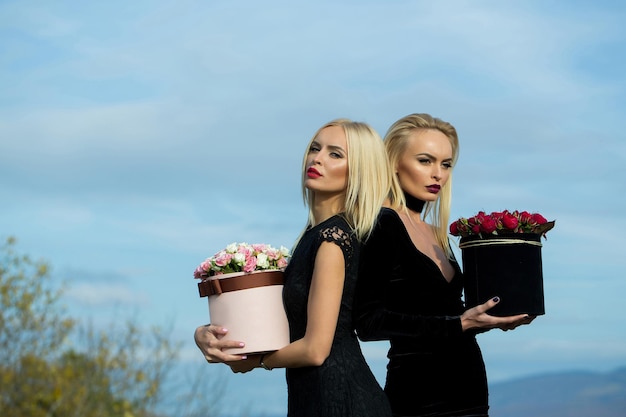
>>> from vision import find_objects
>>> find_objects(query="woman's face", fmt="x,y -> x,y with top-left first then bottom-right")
304,125 -> 349,197
395,128 -> 453,202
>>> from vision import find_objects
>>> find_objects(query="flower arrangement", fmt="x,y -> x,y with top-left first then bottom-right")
193,242 -> 291,279
449,210 -> 555,238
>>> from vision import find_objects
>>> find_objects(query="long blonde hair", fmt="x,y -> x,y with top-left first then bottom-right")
300,119 -> 391,242
384,113 -> 459,257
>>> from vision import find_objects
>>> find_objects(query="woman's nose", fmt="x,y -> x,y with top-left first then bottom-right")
311,153 -> 323,164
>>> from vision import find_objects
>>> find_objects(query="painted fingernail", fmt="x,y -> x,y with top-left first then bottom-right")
238,342 -> 245,347
241,355 -> 247,360
492,296 -> 500,303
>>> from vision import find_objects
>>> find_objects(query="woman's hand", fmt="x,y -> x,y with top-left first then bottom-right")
461,297 -> 536,332
194,324 -> 248,363
227,354 -> 262,373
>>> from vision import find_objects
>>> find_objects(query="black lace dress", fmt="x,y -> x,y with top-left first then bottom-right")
282,214 -> 392,417
354,208 -> 489,417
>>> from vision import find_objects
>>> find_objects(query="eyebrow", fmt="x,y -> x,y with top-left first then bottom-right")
415,152 -> 453,162
312,140 -> 346,154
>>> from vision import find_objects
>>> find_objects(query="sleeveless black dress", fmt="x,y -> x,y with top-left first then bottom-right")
354,208 -> 489,417
282,214 -> 392,417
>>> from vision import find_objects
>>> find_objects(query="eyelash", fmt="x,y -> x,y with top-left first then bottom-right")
309,146 -> 343,158
419,158 -> 453,169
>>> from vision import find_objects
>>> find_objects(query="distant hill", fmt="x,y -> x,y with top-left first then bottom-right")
489,367 -> 626,417
174,366 -> 626,417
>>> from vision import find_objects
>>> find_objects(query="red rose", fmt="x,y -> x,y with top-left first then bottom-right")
475,211 -> 488,223
519,211 -> 533,223
449,209 -> 553,238
480,217 -> 497,234
501,213 -> 519,231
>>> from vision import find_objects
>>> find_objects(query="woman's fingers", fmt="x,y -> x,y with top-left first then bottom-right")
195,324 -> 247,363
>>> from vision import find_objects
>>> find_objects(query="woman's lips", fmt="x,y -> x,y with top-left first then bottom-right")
307,167 -> 321,178
426,185 -> 441,193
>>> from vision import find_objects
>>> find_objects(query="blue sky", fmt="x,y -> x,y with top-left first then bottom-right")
1,1 -> 625,415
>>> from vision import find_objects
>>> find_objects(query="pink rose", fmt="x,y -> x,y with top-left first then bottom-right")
252,244 -> 267,252
243,256 -> 257,272
193,266 -> 205,279
214,253 -> 232,267
277,257 -> 288,268
238,245 -> 252,257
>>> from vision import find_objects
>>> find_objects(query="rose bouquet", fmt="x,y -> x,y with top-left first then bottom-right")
449,210 -> 556,317
194,242 -> 292,354
449,210 -> 555,238
194,242 -> 290,279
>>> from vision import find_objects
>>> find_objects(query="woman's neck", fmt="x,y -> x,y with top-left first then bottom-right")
311,193 -> 345,226
403,191 -> 426,215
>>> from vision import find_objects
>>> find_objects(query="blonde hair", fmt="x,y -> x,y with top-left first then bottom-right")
384,113 -> 459,257
300,119 -> 391,242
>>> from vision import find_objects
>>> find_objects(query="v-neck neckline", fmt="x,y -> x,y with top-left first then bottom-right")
390,209 -> 457,284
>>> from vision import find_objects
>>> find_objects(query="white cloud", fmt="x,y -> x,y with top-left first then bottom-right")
65,282 -> 149,307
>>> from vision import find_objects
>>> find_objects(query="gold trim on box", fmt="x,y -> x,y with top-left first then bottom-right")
459,238 -> 543,249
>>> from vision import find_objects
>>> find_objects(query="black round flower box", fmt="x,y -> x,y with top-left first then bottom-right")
460,233 -> 545,317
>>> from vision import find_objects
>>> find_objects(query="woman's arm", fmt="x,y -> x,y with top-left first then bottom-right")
228,240 -> 346,373
354,210 -> 463,341
354,210 -> 534,341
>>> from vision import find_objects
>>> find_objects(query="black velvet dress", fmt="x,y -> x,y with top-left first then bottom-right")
283,214 -> 392,417
354,208 -> 489,417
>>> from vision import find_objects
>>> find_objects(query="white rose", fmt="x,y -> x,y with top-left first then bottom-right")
226,242 -> 238,253
256,253 -> 269,268
233,253 -> 246,265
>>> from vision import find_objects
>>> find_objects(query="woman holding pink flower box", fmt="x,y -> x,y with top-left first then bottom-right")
194,119 -> 393,417
354,113 -> 536,417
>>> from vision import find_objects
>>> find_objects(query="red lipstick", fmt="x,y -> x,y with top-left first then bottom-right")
307,167 -> 321,178
426,184 -> 441,194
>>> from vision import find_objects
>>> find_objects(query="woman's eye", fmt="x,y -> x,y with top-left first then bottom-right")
418,158 -> 431,164
443,162 -> 453,169
330,152 -> 343,158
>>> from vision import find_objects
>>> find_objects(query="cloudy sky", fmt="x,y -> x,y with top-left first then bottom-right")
1,1 -> 625,415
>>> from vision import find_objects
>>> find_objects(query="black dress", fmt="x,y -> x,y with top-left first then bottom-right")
354,208 -> 489,417
282,214 -> 392,417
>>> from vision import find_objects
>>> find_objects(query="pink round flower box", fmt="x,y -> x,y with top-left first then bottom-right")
198,269 -> 290,354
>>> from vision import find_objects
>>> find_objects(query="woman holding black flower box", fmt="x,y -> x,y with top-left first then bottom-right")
354,113 -> 535,417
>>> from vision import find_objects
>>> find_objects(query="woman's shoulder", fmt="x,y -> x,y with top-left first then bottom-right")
316,214 -> 356,257
318,214 -> 353,240
313,213 -> 351,232
375,207 -> 403,229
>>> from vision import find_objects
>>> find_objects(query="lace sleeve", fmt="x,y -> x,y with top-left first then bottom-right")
319,224 -> 354,261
